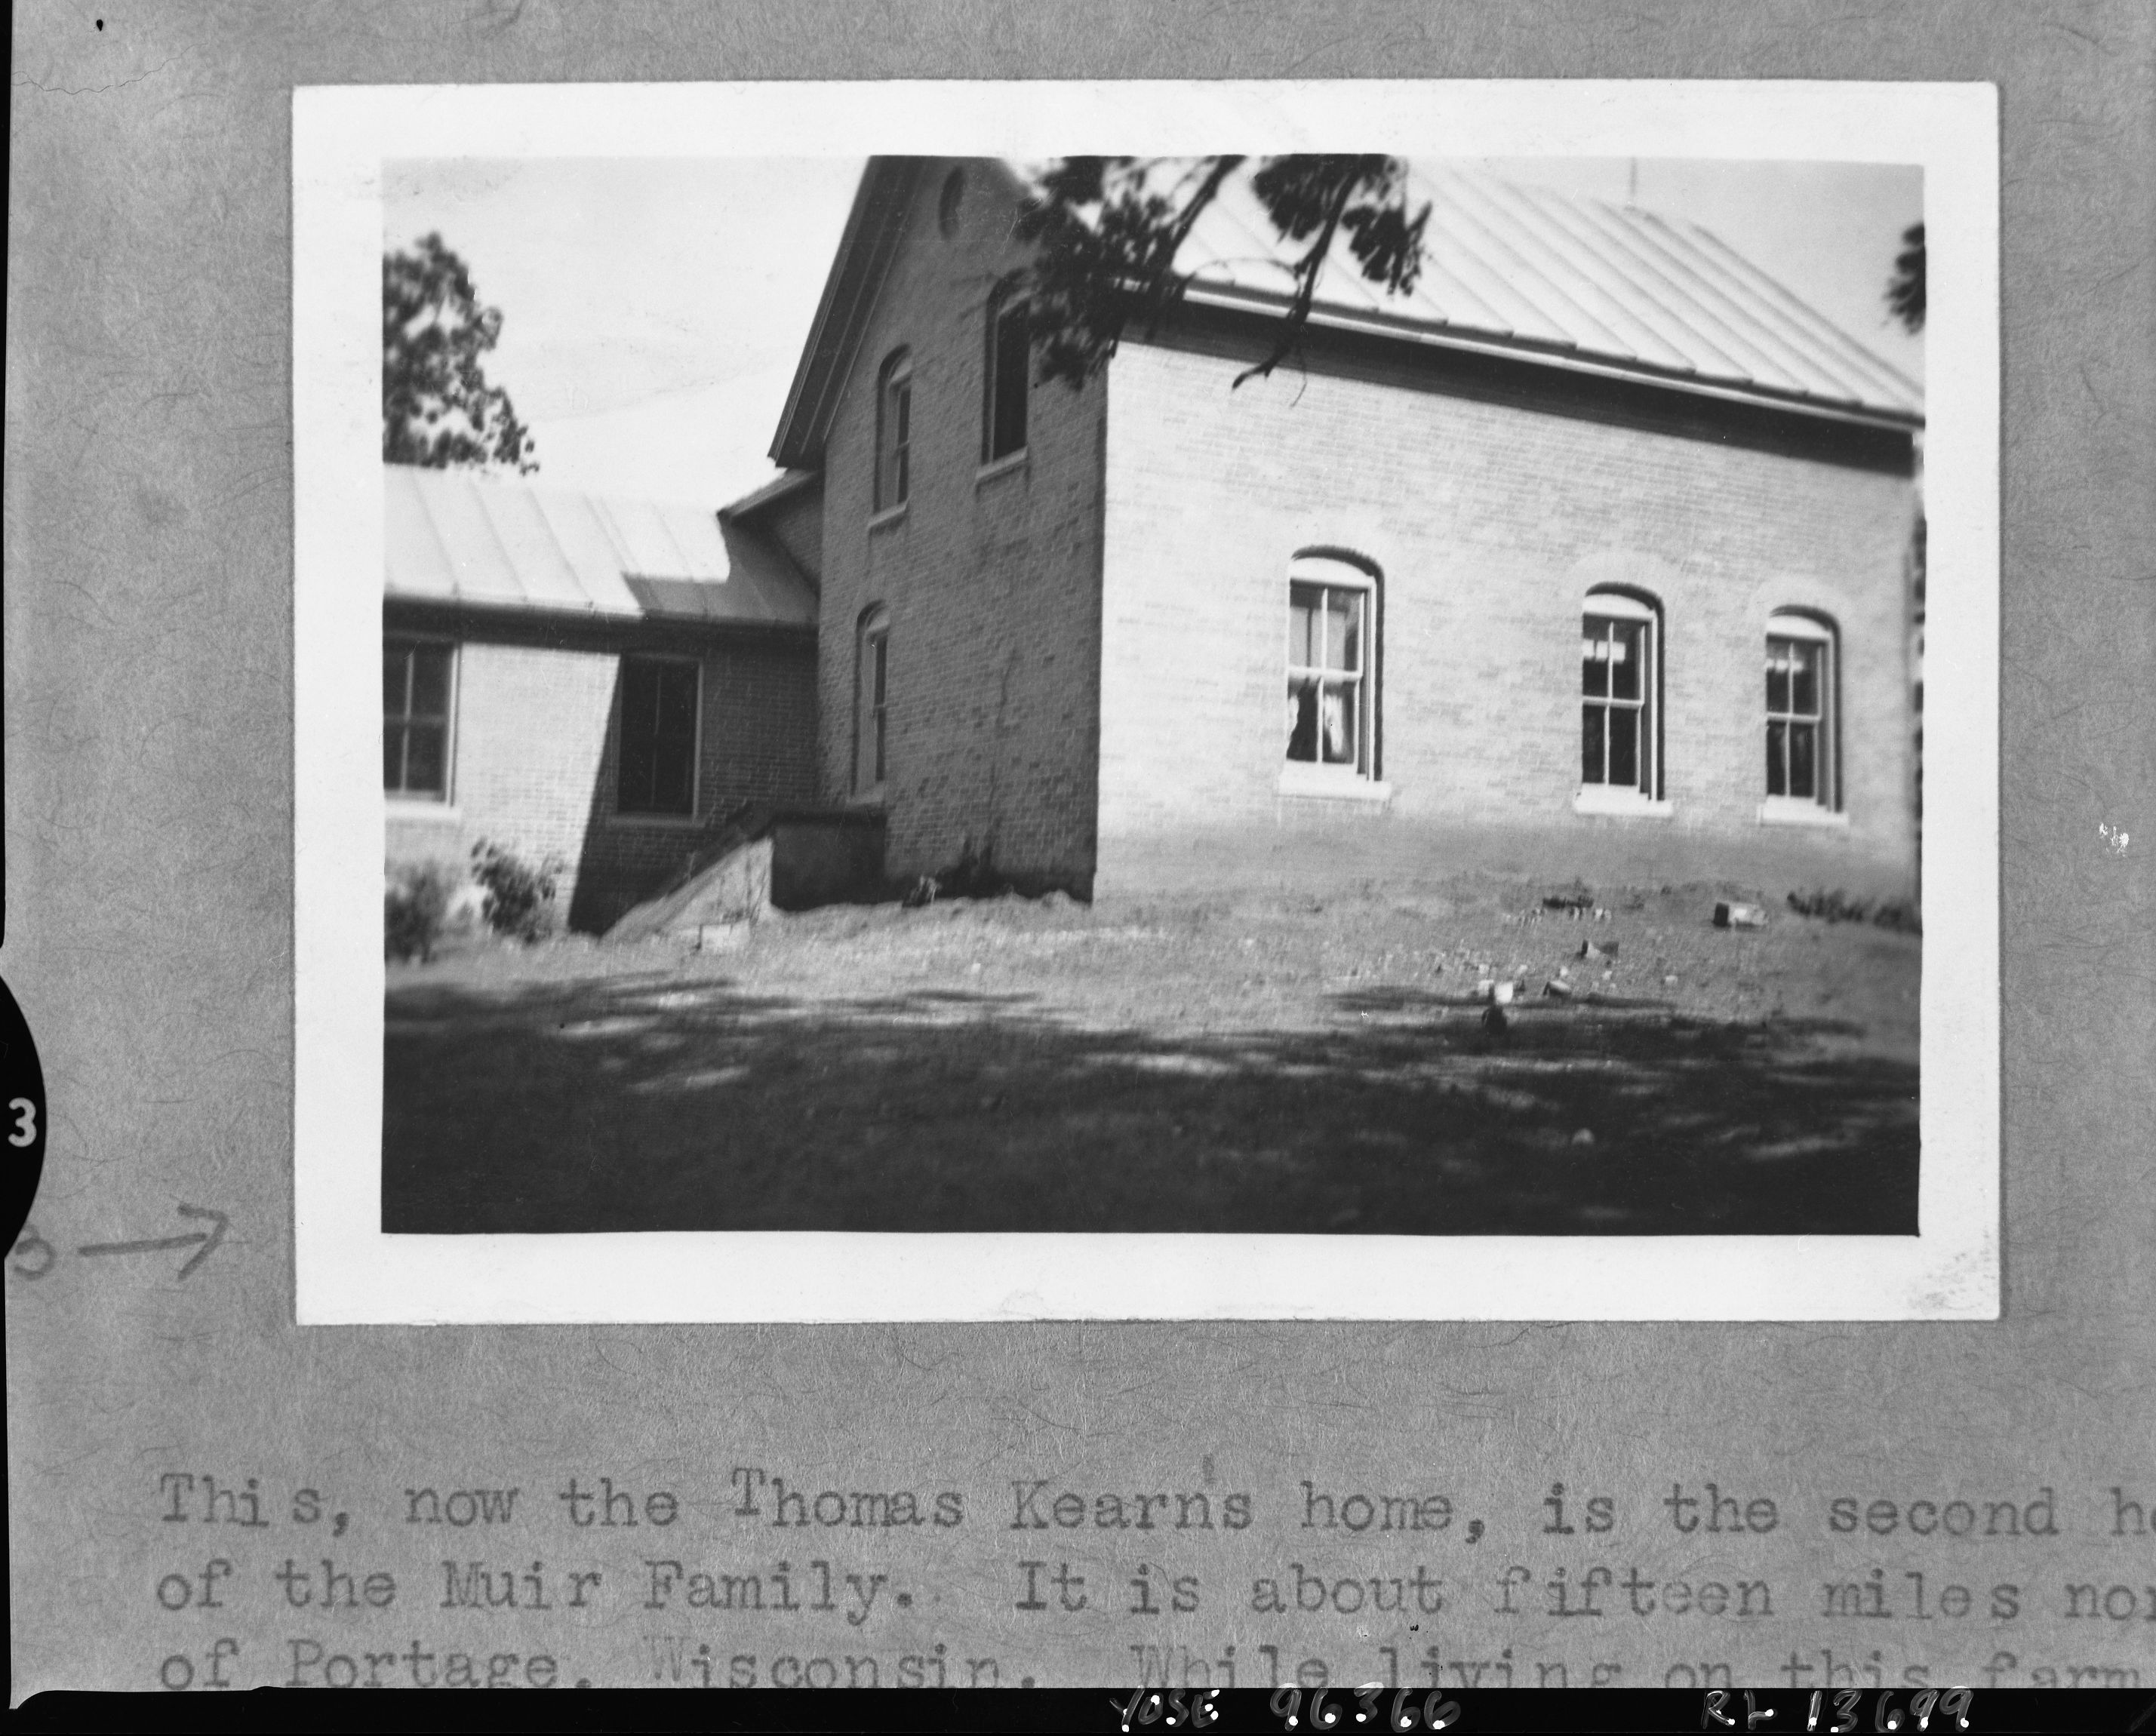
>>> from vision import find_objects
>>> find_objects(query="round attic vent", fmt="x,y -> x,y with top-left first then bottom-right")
938,167 -> 966,238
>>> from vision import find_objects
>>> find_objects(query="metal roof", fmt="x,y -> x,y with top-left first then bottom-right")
384,465 -> 817,630
1175,165 -> 1924,424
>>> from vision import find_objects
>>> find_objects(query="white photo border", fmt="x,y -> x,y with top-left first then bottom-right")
297,80 -> 1998,1323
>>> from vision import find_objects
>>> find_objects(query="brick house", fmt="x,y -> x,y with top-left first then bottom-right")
767,157 -> 1925,902
383,464 -> 820,932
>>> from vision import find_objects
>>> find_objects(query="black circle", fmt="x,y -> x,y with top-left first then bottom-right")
1,976 -> 48,1255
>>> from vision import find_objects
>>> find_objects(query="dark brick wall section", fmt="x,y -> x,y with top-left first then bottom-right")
386,627 -> 818,932
813,159 -> 1106,894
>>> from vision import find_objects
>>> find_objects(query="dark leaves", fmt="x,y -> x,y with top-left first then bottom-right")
1016,155 -> 1429,391
383,232 -> 538,473
1886,220 -> 1924,334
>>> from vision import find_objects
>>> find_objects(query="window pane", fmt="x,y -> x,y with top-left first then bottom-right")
384,724 -> 404,790
1610,620 -> 1641,702
1766,643 -> 1790,716
1582,622 -> 1610,697
1791,641 -> 1819,717
1608,705 -> 1638,788
659,662 -> 697,735
1320,679 -> 1358,765
620,660 -> 696,814
1288,585 -> 1320,668
1766,718 -> 1787,796
404,724 -> 446,795
1582,702 -> 1605,783
409,647 -> 451,718
1287,679 -> 1319,762
870,633 -> 887,706
1788,721 -> 1816,799
383,649 -> 408,717
873,710 -> 885,783
1325,591 -> 1361,671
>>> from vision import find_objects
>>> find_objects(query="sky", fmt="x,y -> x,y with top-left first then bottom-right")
386,156 -> 1923,510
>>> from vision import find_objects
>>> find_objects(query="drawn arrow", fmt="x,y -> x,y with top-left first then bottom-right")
76,1205 -> 228,1279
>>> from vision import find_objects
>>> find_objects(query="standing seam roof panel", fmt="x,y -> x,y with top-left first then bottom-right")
1561,200 -> 1826,398
1619,207 -> 1881,406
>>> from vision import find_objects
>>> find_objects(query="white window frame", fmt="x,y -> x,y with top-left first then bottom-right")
1575,591 -> 1670,817
874,351 -> 911,516
1760,610 -> 1846,827
1280,556 -> 1386,799
854,606 -> 890,799
615,653 -> 703,823
384,635 -> 457,807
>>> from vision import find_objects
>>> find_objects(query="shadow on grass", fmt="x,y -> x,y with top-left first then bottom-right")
383,972 -> 1917,1237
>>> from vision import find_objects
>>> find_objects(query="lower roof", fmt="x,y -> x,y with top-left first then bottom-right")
385,464 -> 817,630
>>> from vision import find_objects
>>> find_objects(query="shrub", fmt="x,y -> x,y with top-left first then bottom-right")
470,839 -> 562,942
386,860 -> 459,963
1787,887 -> 1921,936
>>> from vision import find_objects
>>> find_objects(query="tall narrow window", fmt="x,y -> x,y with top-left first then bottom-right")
1580,593 -> 1659,799
1284,558 -> 1376,781
875,351 -> 911,512
1766,612 -> 1837,809
618,656 -> 700,816
383,638 -> 454,799
855,606 -> 890,794
983,287 -> 1029,463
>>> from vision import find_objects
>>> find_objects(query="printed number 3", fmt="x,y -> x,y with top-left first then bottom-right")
8,1098 -> 35,1147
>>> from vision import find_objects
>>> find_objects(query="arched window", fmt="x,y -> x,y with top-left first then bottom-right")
874,351 -> 911,512
983,284 -> 1029,465
1765,610 -> 1838,811
853,605 -> 890,795
1579,588 -> 1662,804
1283,552 -> 1380,786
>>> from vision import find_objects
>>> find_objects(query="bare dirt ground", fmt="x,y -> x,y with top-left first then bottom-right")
384,873 -> 1919,1237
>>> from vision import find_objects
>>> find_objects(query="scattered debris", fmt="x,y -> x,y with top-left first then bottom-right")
1663,974 -> 1681,987
1543,978 -> 1573,999
1542,890 -> 1595,911
1481,1004 -> 1510,1036
902,875 -> 940,909
1579,939 -> 1620,960
1715,901 -> 1768,929
1490,979 -> 1516,1006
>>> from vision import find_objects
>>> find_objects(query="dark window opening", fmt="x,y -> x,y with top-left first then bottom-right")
1285,576 -> 1370,776
856,609 -> 890,793
875,352 -> 911,512
1766,619 -> 1835,806
1580,607 -> 1656,796
618,657 -> 699,816
383,640 -> 453,798
984,290 -> 1029,463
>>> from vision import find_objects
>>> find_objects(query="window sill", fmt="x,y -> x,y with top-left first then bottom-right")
1758,799 -> 1848,828
1573,788 -> 1673,819
611,811 -> 704,830
387,798 -> 460,822
1278,769 -> 1392,803
868,503 -> 909,532
977,449 -> 1029,486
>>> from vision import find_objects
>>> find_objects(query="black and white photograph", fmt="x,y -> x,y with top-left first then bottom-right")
295,81 -> 2000,1320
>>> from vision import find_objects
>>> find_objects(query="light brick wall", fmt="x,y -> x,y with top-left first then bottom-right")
813,160 -> 1105,893
386,625 -> 817,931
1098,334 -> 1921,899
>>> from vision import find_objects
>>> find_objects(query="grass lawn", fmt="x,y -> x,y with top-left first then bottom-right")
383,876 -> 1919,1237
